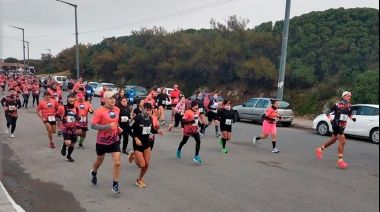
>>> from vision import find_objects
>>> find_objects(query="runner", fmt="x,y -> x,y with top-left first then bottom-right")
21,80 -> 32,109
47,82 -> 63,136
84,81 -> 94,103
132,99 -> 144,118
36,91 -> 59,148
1,87 -> 22,137
116,97 -> 132,154
127,103 -> 163,188
75,92 -> 93,149
167,96 -> 186,137
58,94 -> 81,162
194,91 -> 207,135
216,100 -> 235,153
315,91 -> 356,168
252,99 -> 281,153
156,88 -> 169,125
90,91 -> 123,194
170,84 -> 181,121
126,86 -> 136,105
205,93 -> 221,137
99,85 -> 107,106
31,80 -> 40,107
176,100 -> 202,163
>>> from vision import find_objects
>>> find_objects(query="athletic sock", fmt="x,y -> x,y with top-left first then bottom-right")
256,136 -> 261,141
68,146 -> 74,156
222,138 -> 227,148
79,136 -> 85,144
215,126 -> 218,133
338,154 -> 343,161
272,141 -> 276,149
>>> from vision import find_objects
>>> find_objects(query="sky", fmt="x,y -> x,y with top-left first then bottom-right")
1,0 -> 378,60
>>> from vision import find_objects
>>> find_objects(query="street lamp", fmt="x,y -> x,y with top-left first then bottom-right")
10,25 -> 26,73
20,40 -> 30,71
56,0 -> 79,80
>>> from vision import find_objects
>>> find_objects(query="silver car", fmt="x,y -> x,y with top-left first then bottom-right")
233,97 -> 294,127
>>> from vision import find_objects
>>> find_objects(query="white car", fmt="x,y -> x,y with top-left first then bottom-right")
93,83 -> 118,97
312,104 -> 379,143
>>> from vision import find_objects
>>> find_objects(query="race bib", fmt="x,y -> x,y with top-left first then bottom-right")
67,116 -> 76,123
86,90 -> 91,94
180,111 -> 184,115
121,116 -> 129,122
193,119 -> 199,126
199,108 -> 204,113
225,119 -> 232,125
34,91 -> 39,94
55,97 -> 59,101
24,91 -> 29,94
48,116 -> 56,121
162,100 -> 166,105
79,117 -> 86,122
174,98 -> 179,103
8,105 -> 16,111
142,126 -> 151,135
129,98 -> 134,102
0,83 -> 4,86
339,114 -> 348,121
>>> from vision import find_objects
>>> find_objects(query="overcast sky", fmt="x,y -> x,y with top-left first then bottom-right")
1,0 -> 378,60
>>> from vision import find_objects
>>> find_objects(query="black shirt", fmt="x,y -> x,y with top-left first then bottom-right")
117,105 -> 131,129
128,115 -> 158,146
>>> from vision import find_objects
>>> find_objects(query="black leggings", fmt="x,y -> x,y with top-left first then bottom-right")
32,95 -> 39,106
174,113 -> 184,128
178,133 -> 201,156
5,115 -> 18,133
22,94 -> 30,107
119,130 -> 130,151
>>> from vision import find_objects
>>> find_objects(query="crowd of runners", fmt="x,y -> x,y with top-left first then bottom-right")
1,73 -> 356,193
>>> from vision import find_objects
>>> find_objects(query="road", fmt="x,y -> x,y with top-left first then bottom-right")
0,93 -> 379,212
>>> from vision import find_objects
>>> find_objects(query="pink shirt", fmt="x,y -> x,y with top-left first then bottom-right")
91,106 -> 120,145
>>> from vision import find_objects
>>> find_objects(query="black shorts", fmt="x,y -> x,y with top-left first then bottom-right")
332,125 -> 345,135
133,140 -> 150,152
44,120 -> 57,126
63,133 -> 78,143
85,95 -> 92,102
96,141 -> 121,156
77,126 -> 89,131
171,104 -> 177,108
208,111 -> 218,122
220,124 -> 232,132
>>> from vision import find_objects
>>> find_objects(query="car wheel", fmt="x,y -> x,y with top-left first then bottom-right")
370,128 -> 379,144
233,111 -> 240,122
316,121 -> 330,136
282,122 -> 291,127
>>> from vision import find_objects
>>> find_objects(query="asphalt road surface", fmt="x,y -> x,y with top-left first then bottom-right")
0,92 -> 379,212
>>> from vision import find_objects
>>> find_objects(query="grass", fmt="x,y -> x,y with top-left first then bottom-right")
37,70 -> 71,77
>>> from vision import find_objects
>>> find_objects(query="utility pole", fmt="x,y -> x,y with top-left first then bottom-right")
277,0 -> 291,100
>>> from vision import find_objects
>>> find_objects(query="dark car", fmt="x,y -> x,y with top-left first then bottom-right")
185,93 -> 224,115
124,85 -> 149,104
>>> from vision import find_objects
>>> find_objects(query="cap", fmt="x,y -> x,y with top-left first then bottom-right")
77,92 -> 85,98
342,91 -> 349,98
103,91 -> 115,99
191,100 -> 198,108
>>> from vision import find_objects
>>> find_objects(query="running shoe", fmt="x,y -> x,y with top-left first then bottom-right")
50,142 -> 55,149
337,160 -> 348,168
215,133 -> 221,138
252,136 -> 257,145
222,148 -> 227,153
315,148 -> 322,159
122,150 -> 129,155
128,150 -> 135,163
162,121 -> 166,125
90,170 -> 97,185
168,124 -> 174,132
176,148 -> 181,158
199,132 -> 204,136
271,148 -> 280,153
57,131 -> 62,136
66,156 -> 74,162
193,155 -> 202,163
112,183 -> 121,193
136,179 -> 146,188
61,143 -> 66,156
78,143 -> 85,149
5,128 -> 9,134
10,134 -> 15,138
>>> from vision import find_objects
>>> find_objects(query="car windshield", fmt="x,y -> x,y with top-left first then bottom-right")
104,84 -> 116,88
133,87 -> 147,92
278,101 -> 292,109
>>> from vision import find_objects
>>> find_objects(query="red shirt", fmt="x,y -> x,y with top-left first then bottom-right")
91,106 -> 120,145
37,99 -> 58,119
75,100 -> 93,127
170,89 -> 181,105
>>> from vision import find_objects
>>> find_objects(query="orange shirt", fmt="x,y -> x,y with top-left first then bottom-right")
21,83 -> 32,94
265,106 -> 278,119
91,106 -> 120,145
47,88 -> 62,102
99,89 -> 106,103
144,97 -> 156,107
75,100 -> 93,127
31,84 -> 40,95
37,99 -> 58,119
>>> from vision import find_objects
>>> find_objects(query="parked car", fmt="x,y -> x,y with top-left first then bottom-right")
94,83 -> 118,96
51,76 -> 68,89
233,98 -> 294,127
124,85 -> 149,103
89,82 -> 99,90
185,93 -> 224,114
165,87 -> 184,109
312,104 -> 379,143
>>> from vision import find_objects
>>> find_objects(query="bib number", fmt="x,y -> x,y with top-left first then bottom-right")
8,105 -> 16,111
86,90 -> 91,94
142,126 -> 151,135
79,117 -> 86,122
225,119 -> 232,125
24,91 -> 29,94
129,98 -> 134,102
67,116 -> 76,123
193,119 -> 199,126
48,116 -> 56,122
199,108 -> 204,113
174,99 -> 178,103
34,91 -> 39,94
339,114 -> 348,121
162,100 -> 166,105
55,97 -> 59,101
121,116 -> 129,122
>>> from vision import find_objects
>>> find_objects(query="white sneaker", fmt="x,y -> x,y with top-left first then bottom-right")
5,128 -> 9,134
11,134 -> 15,138
252,137 -> 257,145
271,148 -> 280,153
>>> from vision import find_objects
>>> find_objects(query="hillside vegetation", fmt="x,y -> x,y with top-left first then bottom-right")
7,7 -> 379,116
